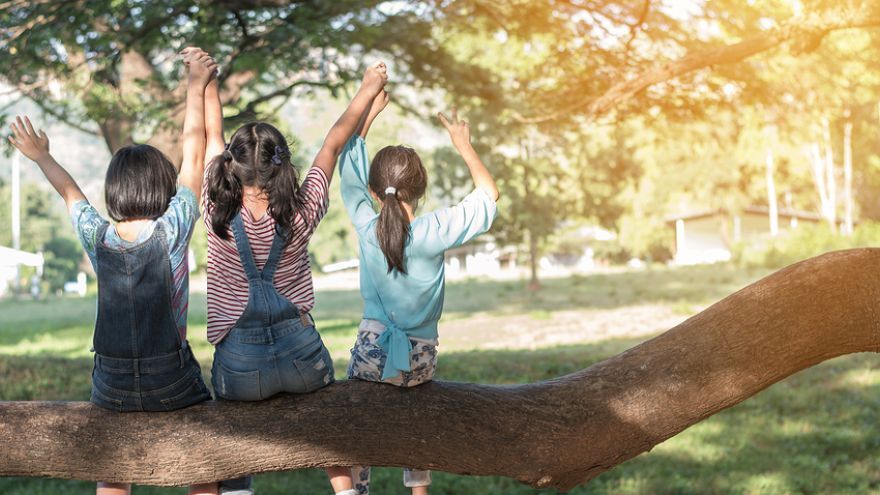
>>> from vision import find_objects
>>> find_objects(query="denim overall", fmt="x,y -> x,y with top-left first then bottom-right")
90,222 -> 211,412
212,213 -> 335,495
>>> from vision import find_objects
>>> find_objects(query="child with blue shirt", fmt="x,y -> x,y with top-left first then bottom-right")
8,49 -> 219,495
340,91 -> 499,495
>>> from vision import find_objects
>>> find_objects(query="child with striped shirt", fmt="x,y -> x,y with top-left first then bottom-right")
201,62 -> 388,495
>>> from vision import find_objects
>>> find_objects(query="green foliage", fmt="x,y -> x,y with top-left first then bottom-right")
41,237 -> 82,291
733,221 -> 880,269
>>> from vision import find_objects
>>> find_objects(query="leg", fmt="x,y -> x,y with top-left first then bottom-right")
352,465 -> 371,495
96,482 -> 131,495
326,466 -> 356,495
403,469 -> 432,494
189,482 -> 219,495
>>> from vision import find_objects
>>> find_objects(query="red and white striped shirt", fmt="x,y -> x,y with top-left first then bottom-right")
204,166 -> 330,344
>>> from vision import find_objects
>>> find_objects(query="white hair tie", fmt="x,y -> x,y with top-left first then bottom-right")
384,186 -> 397,196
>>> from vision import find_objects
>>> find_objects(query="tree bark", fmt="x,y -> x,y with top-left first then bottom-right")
1,249 -> 879,490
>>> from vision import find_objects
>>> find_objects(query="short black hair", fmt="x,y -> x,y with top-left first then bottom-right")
104,144 -> 177,222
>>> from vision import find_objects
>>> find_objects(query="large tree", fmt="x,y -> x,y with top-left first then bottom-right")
1,248 -> 878,490
0,0 -> 495,163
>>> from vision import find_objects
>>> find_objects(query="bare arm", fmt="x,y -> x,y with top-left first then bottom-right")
356,90 -> 389,139
313,61 -> 388,182
178,48 -> 217,198
8,116 -> 86,212
203,74 -> 225,162
438,109 -> 500,201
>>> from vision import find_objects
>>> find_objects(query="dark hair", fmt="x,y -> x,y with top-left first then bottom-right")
368,145 -> 427,274
104,144 -> 177,222
206,122 -> 303,240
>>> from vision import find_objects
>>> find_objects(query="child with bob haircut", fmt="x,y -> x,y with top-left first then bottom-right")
199,59 -> 388,495
8,49 -> 220,495
340,92 -> 499,495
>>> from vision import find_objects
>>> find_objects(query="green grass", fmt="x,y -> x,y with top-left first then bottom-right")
2,264 -> 879,494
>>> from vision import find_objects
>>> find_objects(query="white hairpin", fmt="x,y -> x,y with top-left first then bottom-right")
384,186 -> 397,196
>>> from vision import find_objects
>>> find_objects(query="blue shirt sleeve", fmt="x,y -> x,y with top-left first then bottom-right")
339,135 -> 378,231
70,200 -> 108,270
426,188 -> 498,253
156,186 -> 199,271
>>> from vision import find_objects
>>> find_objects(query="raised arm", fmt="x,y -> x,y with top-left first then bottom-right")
438,109 -> 500,201
177,47 -> 217,198
8,116 -> 86,212
203,69 -> 225,163
312,61 -> 387,182
356,89 -> 389,139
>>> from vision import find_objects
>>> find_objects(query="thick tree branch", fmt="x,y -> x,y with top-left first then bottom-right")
1,249 -> 879,490
515,4 -> 880,123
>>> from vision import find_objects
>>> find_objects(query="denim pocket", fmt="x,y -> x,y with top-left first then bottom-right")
90,384 -> 124,412
214,362 -> 262,401
159,374 -> 212,411
293,345 -> 334,393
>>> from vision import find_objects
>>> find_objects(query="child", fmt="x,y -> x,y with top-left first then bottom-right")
340,93 -> 499,495
8,50 -> 219,495
201,61 -> 388,495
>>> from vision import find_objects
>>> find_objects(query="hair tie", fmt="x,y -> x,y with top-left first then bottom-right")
384,186 -> 397,196
272,145 -> 289,166
221,150 -> 233,162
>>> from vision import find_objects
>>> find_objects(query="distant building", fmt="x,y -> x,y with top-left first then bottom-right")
666,206 -> 828,265
0,246 -> 44,297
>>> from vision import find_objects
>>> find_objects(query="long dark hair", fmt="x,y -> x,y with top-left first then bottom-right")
206,122 -> 303,240
368,145 -> 427,274
105,144 -> 177,222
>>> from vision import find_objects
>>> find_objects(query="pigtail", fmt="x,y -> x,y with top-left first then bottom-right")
376,189 -> 411,274
206,150 -> 242,240
262,148 -> 303,240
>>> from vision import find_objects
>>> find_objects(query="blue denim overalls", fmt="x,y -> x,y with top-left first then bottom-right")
212,213 -> 336,495
211,212 -> 335,401
90,222 -> 211,412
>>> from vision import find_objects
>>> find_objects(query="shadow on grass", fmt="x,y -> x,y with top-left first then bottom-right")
1,337 -> 877,494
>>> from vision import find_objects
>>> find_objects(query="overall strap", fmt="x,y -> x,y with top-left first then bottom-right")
260,225 -> 288,283
230,212 -> 261,281
95,222 -> 111,249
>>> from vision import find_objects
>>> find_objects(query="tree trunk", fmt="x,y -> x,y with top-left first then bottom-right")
766,148 -> 778,236
2,249 -> 879,490
527,228 -> 540,290
843,116 -> 854,236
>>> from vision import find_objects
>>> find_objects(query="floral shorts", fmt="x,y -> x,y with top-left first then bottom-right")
346,322 -> 438,387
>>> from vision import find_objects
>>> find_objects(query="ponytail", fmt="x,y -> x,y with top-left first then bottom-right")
369,145 -> 428,275
376,189 -> 411,273
206,151 -> 242,240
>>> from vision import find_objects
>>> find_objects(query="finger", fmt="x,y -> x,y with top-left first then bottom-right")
461,120 -> 469,127
437,112 -> 451,128
8,135 -> 18,147
13,118 -> 25,139
39,130 -> 48,142
24,116 -> 36,136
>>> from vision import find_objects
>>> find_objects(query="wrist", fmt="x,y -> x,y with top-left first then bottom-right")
187,78 -> 208,93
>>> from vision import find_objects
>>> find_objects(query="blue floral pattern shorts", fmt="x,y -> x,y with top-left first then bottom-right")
346,323 -> 437,387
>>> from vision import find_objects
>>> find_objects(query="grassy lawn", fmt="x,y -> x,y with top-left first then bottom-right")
1,264 -> 879,494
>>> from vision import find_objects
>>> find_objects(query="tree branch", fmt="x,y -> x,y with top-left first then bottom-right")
515,4 -> 880,124
2,249 -> 879,490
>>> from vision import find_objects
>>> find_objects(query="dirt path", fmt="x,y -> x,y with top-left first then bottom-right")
438,305 -> 690,351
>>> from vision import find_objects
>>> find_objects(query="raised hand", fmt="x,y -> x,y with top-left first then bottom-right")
180,47 -> 218,87
438,108 -> 471,150
9,115 -> 50,161
362,61 -> 388,95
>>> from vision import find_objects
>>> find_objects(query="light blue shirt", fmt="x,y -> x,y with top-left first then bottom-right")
340,136 -> 497,378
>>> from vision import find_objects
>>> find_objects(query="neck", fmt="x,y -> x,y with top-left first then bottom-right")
115,218 -> 152,242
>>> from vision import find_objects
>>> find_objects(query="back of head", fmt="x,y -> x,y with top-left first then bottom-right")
104,144 -> 177,222
205,122 -> 302,240
368,145 -> 428,274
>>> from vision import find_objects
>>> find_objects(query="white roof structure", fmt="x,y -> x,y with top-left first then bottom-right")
0,246 -> 44,267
